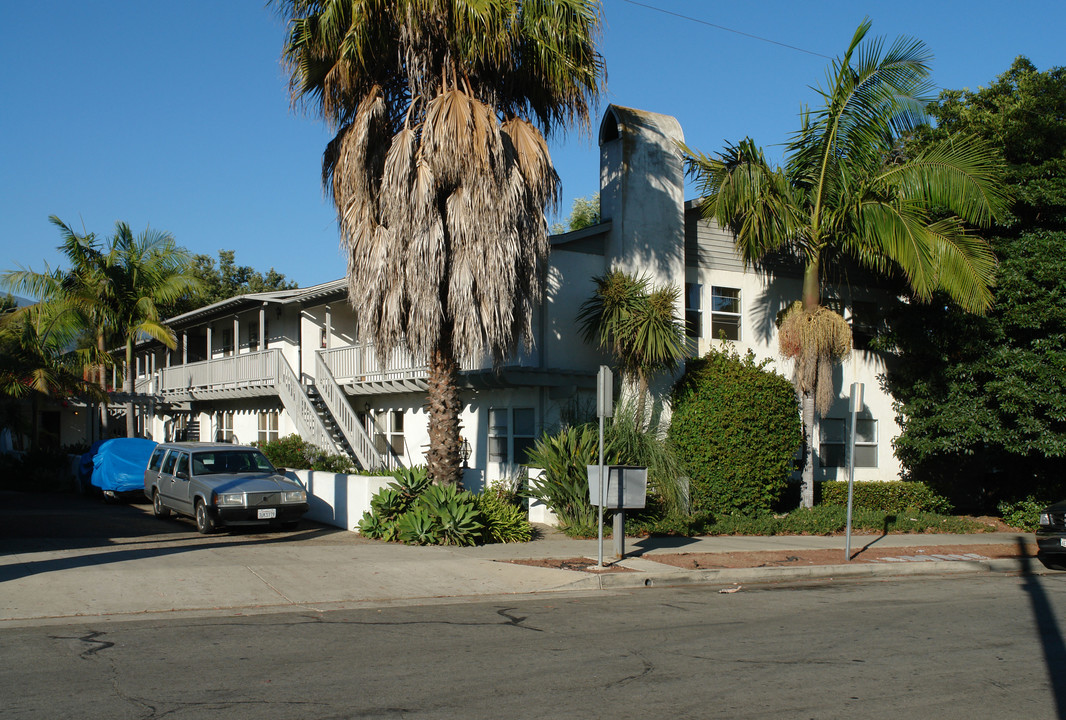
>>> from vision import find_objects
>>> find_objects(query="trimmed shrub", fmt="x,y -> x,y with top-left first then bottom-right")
254,434 -> 356,473
997,496 -> 1047,531
820,480 -> 952,514
669,345 -> 801,514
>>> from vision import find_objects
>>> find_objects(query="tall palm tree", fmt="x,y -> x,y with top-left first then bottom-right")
100,222 -> 200,437
578,270 -> 686,427
278,0 -> 604,484
685,20 -> 1010,507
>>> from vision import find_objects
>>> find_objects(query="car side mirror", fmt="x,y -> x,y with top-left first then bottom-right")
175,471 -> 189,481
275,467 -> 287,475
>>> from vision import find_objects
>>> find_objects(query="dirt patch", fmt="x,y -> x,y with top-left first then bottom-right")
505,557 -> 636,573
627,543 -> 1038,570
504,542 -> 1038,573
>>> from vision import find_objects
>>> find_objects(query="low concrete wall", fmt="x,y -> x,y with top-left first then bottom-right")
288,469 -> 391,532
526,468 -> 560,527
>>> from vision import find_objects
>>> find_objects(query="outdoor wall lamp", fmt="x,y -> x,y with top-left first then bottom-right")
460,437 -> 471,468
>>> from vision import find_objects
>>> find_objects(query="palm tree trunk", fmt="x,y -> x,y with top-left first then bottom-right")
97,330 -> 109,439
425,320 -> 461,486
800,391 -> 816,508
124,339 -> 135,438
802,256 -> 820,311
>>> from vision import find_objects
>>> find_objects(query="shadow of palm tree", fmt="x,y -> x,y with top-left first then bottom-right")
1016,536 -> 1066,718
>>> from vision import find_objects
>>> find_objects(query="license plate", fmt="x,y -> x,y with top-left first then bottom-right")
1060,538 -> 1066,548
258,508 -> 277,520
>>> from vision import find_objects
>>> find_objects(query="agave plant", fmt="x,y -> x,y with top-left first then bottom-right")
419,484 -> 484,546
388,465 -> 432,501
397,507 -> 441,545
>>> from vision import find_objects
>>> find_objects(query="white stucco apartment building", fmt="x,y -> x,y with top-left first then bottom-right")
103,104 -> 900,489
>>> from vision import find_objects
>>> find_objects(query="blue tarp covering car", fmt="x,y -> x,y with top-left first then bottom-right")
91,438 -> 158,493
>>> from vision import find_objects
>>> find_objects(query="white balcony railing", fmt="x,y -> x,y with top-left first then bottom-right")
318,344 -> 427,385
159,350 -> 279,393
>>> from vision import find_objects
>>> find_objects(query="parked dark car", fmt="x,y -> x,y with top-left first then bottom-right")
1036,500 -> 1066,570
143,442 -> 308,534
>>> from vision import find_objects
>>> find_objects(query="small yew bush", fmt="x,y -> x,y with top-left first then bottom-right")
820,480 -> 952,514
669,345 -> 801,514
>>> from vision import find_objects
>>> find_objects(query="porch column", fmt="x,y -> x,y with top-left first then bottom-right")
150,352 -> 156,393
260,304 -> 267,351
182,330 -> 187,365
206,325 -> 213,360
233,315 -> 240,355
325,305 -> 332,350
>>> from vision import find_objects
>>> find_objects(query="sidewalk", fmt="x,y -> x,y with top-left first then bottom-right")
0,492 -> 1042,627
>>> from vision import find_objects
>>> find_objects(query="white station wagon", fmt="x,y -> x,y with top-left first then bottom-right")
143,442 -> 309,534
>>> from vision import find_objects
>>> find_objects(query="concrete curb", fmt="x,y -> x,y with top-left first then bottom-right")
560,556 -> 1043,591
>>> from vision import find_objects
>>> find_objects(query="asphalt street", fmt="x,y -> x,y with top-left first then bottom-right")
4,572 -> 1066,720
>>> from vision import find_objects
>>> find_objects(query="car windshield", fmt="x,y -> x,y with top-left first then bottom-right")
191,450 -> 275,476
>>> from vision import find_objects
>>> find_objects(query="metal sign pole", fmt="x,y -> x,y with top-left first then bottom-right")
596,366 -> 613,569
845,382 -> 864,561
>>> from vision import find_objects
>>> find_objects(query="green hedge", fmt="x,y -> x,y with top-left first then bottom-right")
669,345 -> 801,514
820,480 -> 952,514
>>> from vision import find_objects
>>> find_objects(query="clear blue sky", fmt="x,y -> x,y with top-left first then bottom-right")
2,1 -> 1063,290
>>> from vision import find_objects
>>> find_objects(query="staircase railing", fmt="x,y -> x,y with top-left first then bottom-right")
314,352 -> 394,471
274,351 -> 344,456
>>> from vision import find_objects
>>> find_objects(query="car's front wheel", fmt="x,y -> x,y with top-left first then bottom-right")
195,500 -> 216,535
1038,553 -> 1066,571
152,489 -> 171,519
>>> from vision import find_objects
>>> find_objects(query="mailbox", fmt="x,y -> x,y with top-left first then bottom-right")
587,465 -> 648,509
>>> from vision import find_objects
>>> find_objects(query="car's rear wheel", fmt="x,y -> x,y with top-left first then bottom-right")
152,490 -> 171,519
195,500 -> 216,535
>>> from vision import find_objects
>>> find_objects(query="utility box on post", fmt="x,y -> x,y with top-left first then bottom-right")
587,466 -> 648,509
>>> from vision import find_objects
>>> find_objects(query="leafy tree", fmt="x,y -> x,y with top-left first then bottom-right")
0,302 -> 101,447
881,58 -> 1066,509
578,270 -> 686,426
684,20 -> 1010,507
669,345 -> 801,514
552,192 -> 600,233
3,217 -> 116,437
278,0 -> 604,484
164,250 -> 297,317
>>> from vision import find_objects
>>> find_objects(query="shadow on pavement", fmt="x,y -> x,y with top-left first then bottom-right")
1016,536 -> 1066,719
0,490 -> 352,584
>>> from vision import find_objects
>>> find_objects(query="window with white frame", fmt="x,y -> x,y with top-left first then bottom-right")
388,410 -> 404,456
685,283 -> 702,339
488,407 -> 536,464
258,410 -> 278,444
820,418 -> 877,468
215,411 -> 234,443
221,328 -> 234,357
710,286 -> 740,340
488,408 -> 509,463
248,322 -> 259,352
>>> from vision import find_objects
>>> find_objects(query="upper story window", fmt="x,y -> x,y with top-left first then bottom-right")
685,283 -> 702,339
221,328 -> 234,357
248,322 -> 259,352
710,286 -> 740,341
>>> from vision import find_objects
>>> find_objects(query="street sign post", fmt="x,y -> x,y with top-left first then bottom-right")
845,382 -> 864,561
596,365 -> 612,568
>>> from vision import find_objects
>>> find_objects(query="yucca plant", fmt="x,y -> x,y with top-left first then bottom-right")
525,424 -> 617,531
